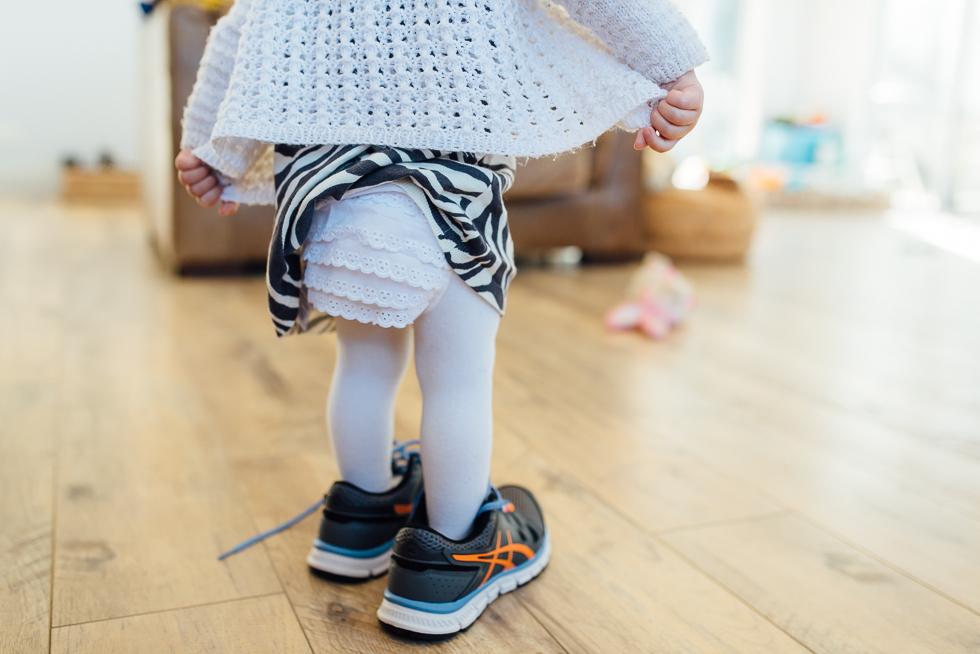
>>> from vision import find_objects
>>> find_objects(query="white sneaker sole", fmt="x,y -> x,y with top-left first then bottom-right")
306,546 -> 392,578
376,528 -> 551,635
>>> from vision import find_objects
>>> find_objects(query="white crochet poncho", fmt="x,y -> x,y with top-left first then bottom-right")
181,0 -> 708,204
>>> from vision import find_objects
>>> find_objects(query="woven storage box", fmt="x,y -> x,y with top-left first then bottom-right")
642,176 -> 756,261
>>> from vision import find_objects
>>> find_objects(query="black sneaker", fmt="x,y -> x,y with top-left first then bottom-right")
306,449 -> 424,578
376,486 -> 550,635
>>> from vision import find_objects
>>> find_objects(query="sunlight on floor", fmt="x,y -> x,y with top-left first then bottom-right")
886,211 -> 980,265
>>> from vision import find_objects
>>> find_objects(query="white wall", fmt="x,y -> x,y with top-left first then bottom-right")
0,0 -> 143,197
671,0 -> 880,168
761,0 -> 880,165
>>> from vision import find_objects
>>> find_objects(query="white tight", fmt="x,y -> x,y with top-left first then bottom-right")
327,274 -> 500,540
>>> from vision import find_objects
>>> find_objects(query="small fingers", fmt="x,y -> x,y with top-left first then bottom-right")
650,108 -> 693,141
633,127 -> 677,152
175,148 -> 203,171
189,175 -> 218,197
656,99 -> 700,127
198,185 -> 223,207
177,165 -> 211,186
639,126 -> 678,153
665,87 -> 703,112
219,201 -> 239,216
634,129 -> 647,150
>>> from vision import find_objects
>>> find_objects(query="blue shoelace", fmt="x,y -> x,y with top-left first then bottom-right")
216,442 -> 515,561
217,439 -> 420,561
476,486 -> 515,516
390,439 -> 420,476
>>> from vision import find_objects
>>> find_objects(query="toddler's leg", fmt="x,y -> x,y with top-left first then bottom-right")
413,275 -> 501,540
328,319 -> 412,492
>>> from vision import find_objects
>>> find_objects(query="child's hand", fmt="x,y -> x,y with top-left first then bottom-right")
174,148 -> 239,216
634,70 -> 704,153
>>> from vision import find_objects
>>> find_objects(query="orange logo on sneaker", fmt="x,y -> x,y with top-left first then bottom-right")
451,530 -> 535,587
393,504 -> 414,515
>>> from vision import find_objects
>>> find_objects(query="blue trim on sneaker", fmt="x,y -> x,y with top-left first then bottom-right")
313,537 -> 394,559
382,554 -> 538,614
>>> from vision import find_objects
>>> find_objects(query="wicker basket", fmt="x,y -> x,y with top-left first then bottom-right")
642,176 -> 757,262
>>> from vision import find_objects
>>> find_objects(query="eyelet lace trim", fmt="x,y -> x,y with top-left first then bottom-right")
303,265 -> 433,310
335,191 -> 418,211
302,242 -> 448,290
306,289 -> 423,329
307,224 -> 448,268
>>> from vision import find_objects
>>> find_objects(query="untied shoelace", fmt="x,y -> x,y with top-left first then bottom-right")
217,439 -> 420,561
217,440 -> 515,561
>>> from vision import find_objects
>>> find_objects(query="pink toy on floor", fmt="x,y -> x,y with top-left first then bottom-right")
604,252 -> 696,339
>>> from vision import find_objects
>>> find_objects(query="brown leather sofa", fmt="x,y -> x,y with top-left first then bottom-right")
142,4 -> 650,271
505,132 -> 647,259
143,4 -> 275,271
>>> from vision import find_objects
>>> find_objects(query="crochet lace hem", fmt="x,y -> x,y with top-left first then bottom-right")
307,224 -> 448,269
306,289 -> 424,329
322,190 -> 417,212
301,242 -> 448,290
303,265 -> 437,311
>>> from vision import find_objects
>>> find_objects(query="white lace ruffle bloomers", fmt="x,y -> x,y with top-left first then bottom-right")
300,188 -> 452,329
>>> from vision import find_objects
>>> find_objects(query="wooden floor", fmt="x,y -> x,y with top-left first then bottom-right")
2,200 -> 980,654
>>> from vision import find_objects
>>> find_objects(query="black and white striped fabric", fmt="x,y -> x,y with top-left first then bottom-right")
268,144 -> 517,336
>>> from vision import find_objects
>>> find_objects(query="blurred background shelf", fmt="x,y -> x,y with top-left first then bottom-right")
62,168 -> 141,204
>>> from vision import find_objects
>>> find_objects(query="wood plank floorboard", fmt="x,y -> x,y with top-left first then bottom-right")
517,217 -> 980,460
2,201 -> 979,652
490,428 -> 810,654
0,203 -> 64,654
494,285 -> 787,533
505,265 -> 980,614
512,261 -> 980,520
46,205 -> 283,626
660,406 -> 980,614
664,515 -> 980,653
657,350 -> 980,521
50,594 -> 312,654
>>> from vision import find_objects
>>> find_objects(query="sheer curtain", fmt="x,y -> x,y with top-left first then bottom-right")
866,0 -> 979,212
669,0 -> 978,213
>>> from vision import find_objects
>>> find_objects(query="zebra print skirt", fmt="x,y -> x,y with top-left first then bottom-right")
269,145 -> 517,336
